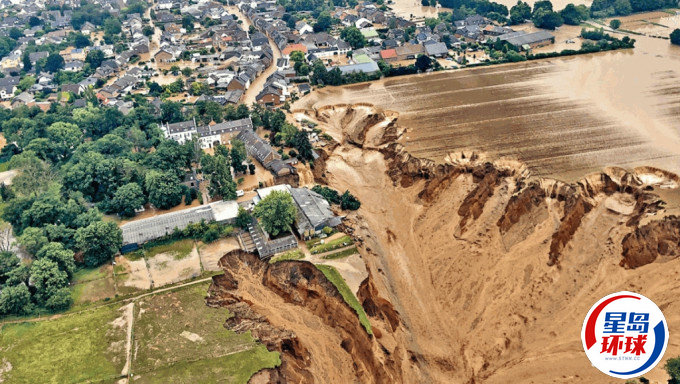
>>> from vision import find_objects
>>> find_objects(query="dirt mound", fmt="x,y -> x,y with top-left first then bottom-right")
207,250 -> 418,383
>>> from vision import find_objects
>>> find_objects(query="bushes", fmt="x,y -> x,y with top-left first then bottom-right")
312,185 -> 361,211
671,29 -> 680,46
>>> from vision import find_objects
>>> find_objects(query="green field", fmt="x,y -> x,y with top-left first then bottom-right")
0,282 -> 279,384
0,304 -> 127,383
131,282 -> 280,382
322,247 -> 358,260
315,264 -> 372,335
130,238 -> 195,260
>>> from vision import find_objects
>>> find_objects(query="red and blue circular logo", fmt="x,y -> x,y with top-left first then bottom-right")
581,291 -> 669,379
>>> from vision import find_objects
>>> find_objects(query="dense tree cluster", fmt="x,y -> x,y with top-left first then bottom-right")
311,185 -> 361,210
0,101 -> 202,316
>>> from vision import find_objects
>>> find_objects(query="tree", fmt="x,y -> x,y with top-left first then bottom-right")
85,49 -> 106,69
44,53 -> 65,73
22,51 -> 31,71
160,101 -> 184,123
75,221 -> 122,267
340,26 -> 367,49
613,0 -> 632,15
104,18 -> 122,35
671,29 -> 680,45
533,8 -> 563,30
509,1 -> 532,24
533,0 -> 553,14
235,206 -> 252,229
145,170 -> 184,209
415,54 -> 433,72
312,185 -> 341,204
74,34 -> 91,49
610,19 -> 622,29
561,3 -> 589,25
36,242 -> 76,277
292,131 -> 313,160
0,251 -> 19,285
340,190 -> 361,210
253,190 -> 296,237
230,139 -> 248,174
666,356 -> 680,382
30,258 -> 69,305
45,287 -> 72,311
314,11 -> 333,32
0,283 -> 32,315
248,163 -> 256,175
201,150 -> 236,200
111,183 -> 145,217
18,227 -> 48,255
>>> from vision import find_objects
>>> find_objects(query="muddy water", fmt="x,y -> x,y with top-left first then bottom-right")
295,35 -> 680,181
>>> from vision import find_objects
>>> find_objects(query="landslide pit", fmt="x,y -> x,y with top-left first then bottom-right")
210,104 -> 680,383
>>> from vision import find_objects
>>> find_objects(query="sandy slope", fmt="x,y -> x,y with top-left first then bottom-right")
291,104 -> 680,383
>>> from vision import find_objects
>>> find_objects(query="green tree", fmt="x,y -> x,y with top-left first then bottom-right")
145,170 -> 184,209
0,251 -> 19,285
235,206 -> 252,229
314,11 -> 333,32
201,150 -> 236,199
340,190 -> 361,210
253,190 -> 296,237
36,242 -> 76,277
17,76 -> 36,92
613,0 -> 632,15
533,8 -> 563,30
30,258 -> 69,305
415,54 -> 433,72
230,139 -> 248,174
665,356 -> 680,382
75,221 -> 122,267
104,18 -> 122,35
610,19 -> 621,29
74,33 -> 91,48
111,182 -> 145,217
340,26 -> 367,49
85,49 -> 106,69
160,101 -> 184,123
45,287 -> 72,311
509,1 -> 532,24
292,130 -> 313,160
560,3 -> 589,25
671,29 -> 680,45
0,283 -> 32,315
44,53 -> 65,73
18,227 -> 48,255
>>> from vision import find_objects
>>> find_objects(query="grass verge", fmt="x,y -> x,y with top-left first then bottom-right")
322,247 -> 358,260
315,264 -> 372,335
269,249 -> 304,264
309,235 -> 353,255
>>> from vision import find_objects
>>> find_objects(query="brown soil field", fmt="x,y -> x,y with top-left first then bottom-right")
294,35 -> 680,182
147,247 -> 202,287
197,237 -> 241,271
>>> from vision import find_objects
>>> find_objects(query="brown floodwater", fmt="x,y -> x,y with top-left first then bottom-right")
294,34 -> 680,181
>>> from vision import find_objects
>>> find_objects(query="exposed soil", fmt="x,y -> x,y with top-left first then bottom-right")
147,247 -> 202,287
266,104 -> 680,383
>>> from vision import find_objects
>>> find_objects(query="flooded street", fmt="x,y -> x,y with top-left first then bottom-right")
295,32 -> 680,181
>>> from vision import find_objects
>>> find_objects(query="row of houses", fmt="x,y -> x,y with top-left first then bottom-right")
161,117 -> 254,149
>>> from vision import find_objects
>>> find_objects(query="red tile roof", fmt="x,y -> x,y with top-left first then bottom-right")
380,49 -> 397,59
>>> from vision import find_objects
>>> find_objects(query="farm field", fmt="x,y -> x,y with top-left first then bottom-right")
0,282 -> 279,383
295,34 -> 680,181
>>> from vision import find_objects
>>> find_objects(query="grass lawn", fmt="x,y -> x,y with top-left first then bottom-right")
315,264 -> 372,335
322,247 -> 358,260
132,346 -> 279,384
70,265 -> 116,307
309,235 -> 353,255
269,249 -> 304,264
132,282 -> 280,381
0,304 -> 128,383
129,239 -> 195,260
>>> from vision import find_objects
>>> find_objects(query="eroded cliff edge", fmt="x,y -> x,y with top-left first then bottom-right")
209,104 -> 680,383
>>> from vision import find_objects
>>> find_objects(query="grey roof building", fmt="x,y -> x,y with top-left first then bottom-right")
289,187 -> 342,238
121,200 -> 238,246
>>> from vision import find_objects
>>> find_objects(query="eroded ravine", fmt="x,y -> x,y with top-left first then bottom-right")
209,104 -> 680,383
